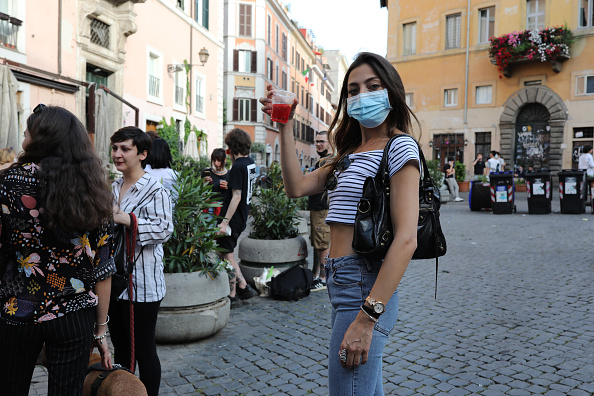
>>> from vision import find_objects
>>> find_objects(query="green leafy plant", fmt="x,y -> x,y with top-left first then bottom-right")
454,161 -> 466,182
514,177 -> 526,185
163,165 -> 225,276
426,159 -> 444,190
249,162 -> 300,240
476,175 -> 490,183
292,196 -> 309,211
158,117 -> 182,160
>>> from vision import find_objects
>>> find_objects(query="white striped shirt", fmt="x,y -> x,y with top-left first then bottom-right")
326,135 -> 420,225
112,173 -> 174,302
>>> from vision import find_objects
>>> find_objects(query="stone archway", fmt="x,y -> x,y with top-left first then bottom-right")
499,86 -> 567,171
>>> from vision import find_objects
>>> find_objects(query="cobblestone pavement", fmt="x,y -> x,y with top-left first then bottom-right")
30,192 -> 594,395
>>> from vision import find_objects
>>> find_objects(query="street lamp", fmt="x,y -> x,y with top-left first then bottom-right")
167,47 -> 210,73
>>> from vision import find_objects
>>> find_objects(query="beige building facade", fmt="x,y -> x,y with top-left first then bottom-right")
383,0 -> 594,178
223,0 -> 336,167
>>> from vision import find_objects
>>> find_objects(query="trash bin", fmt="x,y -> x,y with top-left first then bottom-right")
469,180 -> 491,211
525,170 -> 553,214
557,169 -> 586,214
489,172 -> 515,214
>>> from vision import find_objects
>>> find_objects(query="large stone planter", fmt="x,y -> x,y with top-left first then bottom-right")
156,272 -> 230,344
238,236 -> 308,287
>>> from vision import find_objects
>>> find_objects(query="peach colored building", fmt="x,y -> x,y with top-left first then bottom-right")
223,0 -> 335,167
383,0 -> 594,178
122,0 -> 224,157
1,0 -> 223,163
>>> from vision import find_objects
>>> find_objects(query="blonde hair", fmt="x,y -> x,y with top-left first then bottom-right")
0,148 -> 16,165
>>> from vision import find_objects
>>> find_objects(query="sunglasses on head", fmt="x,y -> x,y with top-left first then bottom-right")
325,155 -> 352,191
33,104 -> 46,114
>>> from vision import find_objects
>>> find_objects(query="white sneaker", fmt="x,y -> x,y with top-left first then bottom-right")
311,278 -> 327,291
454,197 -> 464,202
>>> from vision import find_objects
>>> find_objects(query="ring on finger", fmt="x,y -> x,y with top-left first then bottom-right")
339,349 -> 347,363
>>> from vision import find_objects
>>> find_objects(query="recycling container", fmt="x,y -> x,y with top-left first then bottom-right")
525,170 -> 553,214
489,172 -> 515,214
469,180 -> 491,211
557,169 -> 586,214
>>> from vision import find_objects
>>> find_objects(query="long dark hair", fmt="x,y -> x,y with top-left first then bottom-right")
18,106 -> 112,232
325,52 -> 420,172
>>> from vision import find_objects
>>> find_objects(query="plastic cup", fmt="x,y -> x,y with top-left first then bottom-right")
271,90 -> 296,124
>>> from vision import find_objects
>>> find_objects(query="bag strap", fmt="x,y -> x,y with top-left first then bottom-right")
386,134 -> 440,299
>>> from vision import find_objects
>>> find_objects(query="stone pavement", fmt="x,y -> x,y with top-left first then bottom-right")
29,191 -> 594,395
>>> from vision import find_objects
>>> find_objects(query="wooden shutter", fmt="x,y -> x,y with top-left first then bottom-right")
233,50 -> 239,72
250,51 -> 257,73
251,99 -> 257,122
245,5 -> 252,37
203,0 -> 209,29
233,98 -> 238,121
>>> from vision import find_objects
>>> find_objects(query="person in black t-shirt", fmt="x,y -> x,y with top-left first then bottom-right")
443,158 -> 463,202
472,153 -> 485,181
217,128 -> 258,308
308,131 -> 331,291
201,148 -> 229,216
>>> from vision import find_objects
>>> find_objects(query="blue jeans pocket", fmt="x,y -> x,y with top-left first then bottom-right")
331,265 -> 362,287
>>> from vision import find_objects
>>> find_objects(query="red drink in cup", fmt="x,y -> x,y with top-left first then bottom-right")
271,90 -> 296,124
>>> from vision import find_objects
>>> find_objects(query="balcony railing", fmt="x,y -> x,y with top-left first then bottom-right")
175,86 -> 184,106
0,13 -> 22,50
149,75 -> 160,97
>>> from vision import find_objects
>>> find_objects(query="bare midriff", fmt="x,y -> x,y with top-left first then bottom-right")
328,223 -> 356,259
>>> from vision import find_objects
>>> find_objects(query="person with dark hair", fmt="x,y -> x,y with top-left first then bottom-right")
201,148 -> 229,216
109,127 -> 173,396
0,105 -> 115,395
217,128 -> 257,308
146,130 -> 160,140
145,138 -> 178,197
309,130 -> 331,291
444,158 -> 463,202
260,52 -> 421,395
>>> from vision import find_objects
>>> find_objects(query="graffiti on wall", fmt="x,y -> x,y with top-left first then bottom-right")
514,124 -> 550,169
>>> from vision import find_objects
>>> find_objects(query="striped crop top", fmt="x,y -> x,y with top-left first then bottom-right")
325,134 -> 420,225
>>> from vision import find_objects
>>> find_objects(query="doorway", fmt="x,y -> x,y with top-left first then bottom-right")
514,103 -> 550,170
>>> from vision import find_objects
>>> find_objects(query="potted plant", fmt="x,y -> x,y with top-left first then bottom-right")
455,161 -> 470,192
155,160 -> 231,344
238,162 -> 308,286
489,25 -> 573,78
515,177 -> 527,193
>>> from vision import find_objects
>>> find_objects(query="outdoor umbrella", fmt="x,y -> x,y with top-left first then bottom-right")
183,130 -> 200,159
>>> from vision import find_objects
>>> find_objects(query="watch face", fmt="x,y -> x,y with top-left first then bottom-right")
374,303 -> 385,313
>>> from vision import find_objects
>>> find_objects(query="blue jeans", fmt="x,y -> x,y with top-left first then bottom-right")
325,254 -> 399,396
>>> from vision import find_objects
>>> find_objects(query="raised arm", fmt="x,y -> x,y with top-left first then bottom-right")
260,84 -> 329,198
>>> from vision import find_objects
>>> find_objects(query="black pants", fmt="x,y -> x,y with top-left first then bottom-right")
0,307 -> 94,396
108,299 -> 162,396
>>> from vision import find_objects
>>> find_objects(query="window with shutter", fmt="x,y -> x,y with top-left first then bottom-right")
233,50 -> 239,72
251,51 -> 257,73
445,13 -> 461,49
251,99 -> 257,122
275,25 -> 279,52
282,33 -> 287,61
239,4 -> 252,37
267,15 -> 271,44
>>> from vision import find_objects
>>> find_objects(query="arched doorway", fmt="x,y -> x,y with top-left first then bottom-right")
499,86 -> 567,172
514,103 -> 551,170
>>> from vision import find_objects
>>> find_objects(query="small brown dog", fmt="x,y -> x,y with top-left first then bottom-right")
82,353 -> 148,396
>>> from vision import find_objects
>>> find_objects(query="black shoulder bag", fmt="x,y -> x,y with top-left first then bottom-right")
352,134 -> 447,296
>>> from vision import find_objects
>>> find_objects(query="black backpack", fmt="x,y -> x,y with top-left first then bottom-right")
270,265 -> 313,301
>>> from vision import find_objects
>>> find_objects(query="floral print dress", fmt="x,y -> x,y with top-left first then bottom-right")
0,163 -> 115,325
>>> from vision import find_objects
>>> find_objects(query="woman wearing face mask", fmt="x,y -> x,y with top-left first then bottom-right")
260,52 -> 420,395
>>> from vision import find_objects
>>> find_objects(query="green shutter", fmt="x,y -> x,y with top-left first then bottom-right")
203,0 -> 209,29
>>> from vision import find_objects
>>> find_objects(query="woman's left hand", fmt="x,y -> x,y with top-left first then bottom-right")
339,313 -> 375,368
93,338 -> 113,369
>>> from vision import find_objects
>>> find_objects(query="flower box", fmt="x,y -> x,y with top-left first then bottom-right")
489,26 -> 573,78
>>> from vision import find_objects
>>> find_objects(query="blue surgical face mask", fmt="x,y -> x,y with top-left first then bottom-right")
347,89 -> 393,128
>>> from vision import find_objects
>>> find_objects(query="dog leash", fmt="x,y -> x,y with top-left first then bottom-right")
88,363 -> 134,396
126,213 -> 138,373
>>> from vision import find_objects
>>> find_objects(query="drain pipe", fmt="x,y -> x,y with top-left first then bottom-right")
463,0 -> 471,124
58,0 -> 62,74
